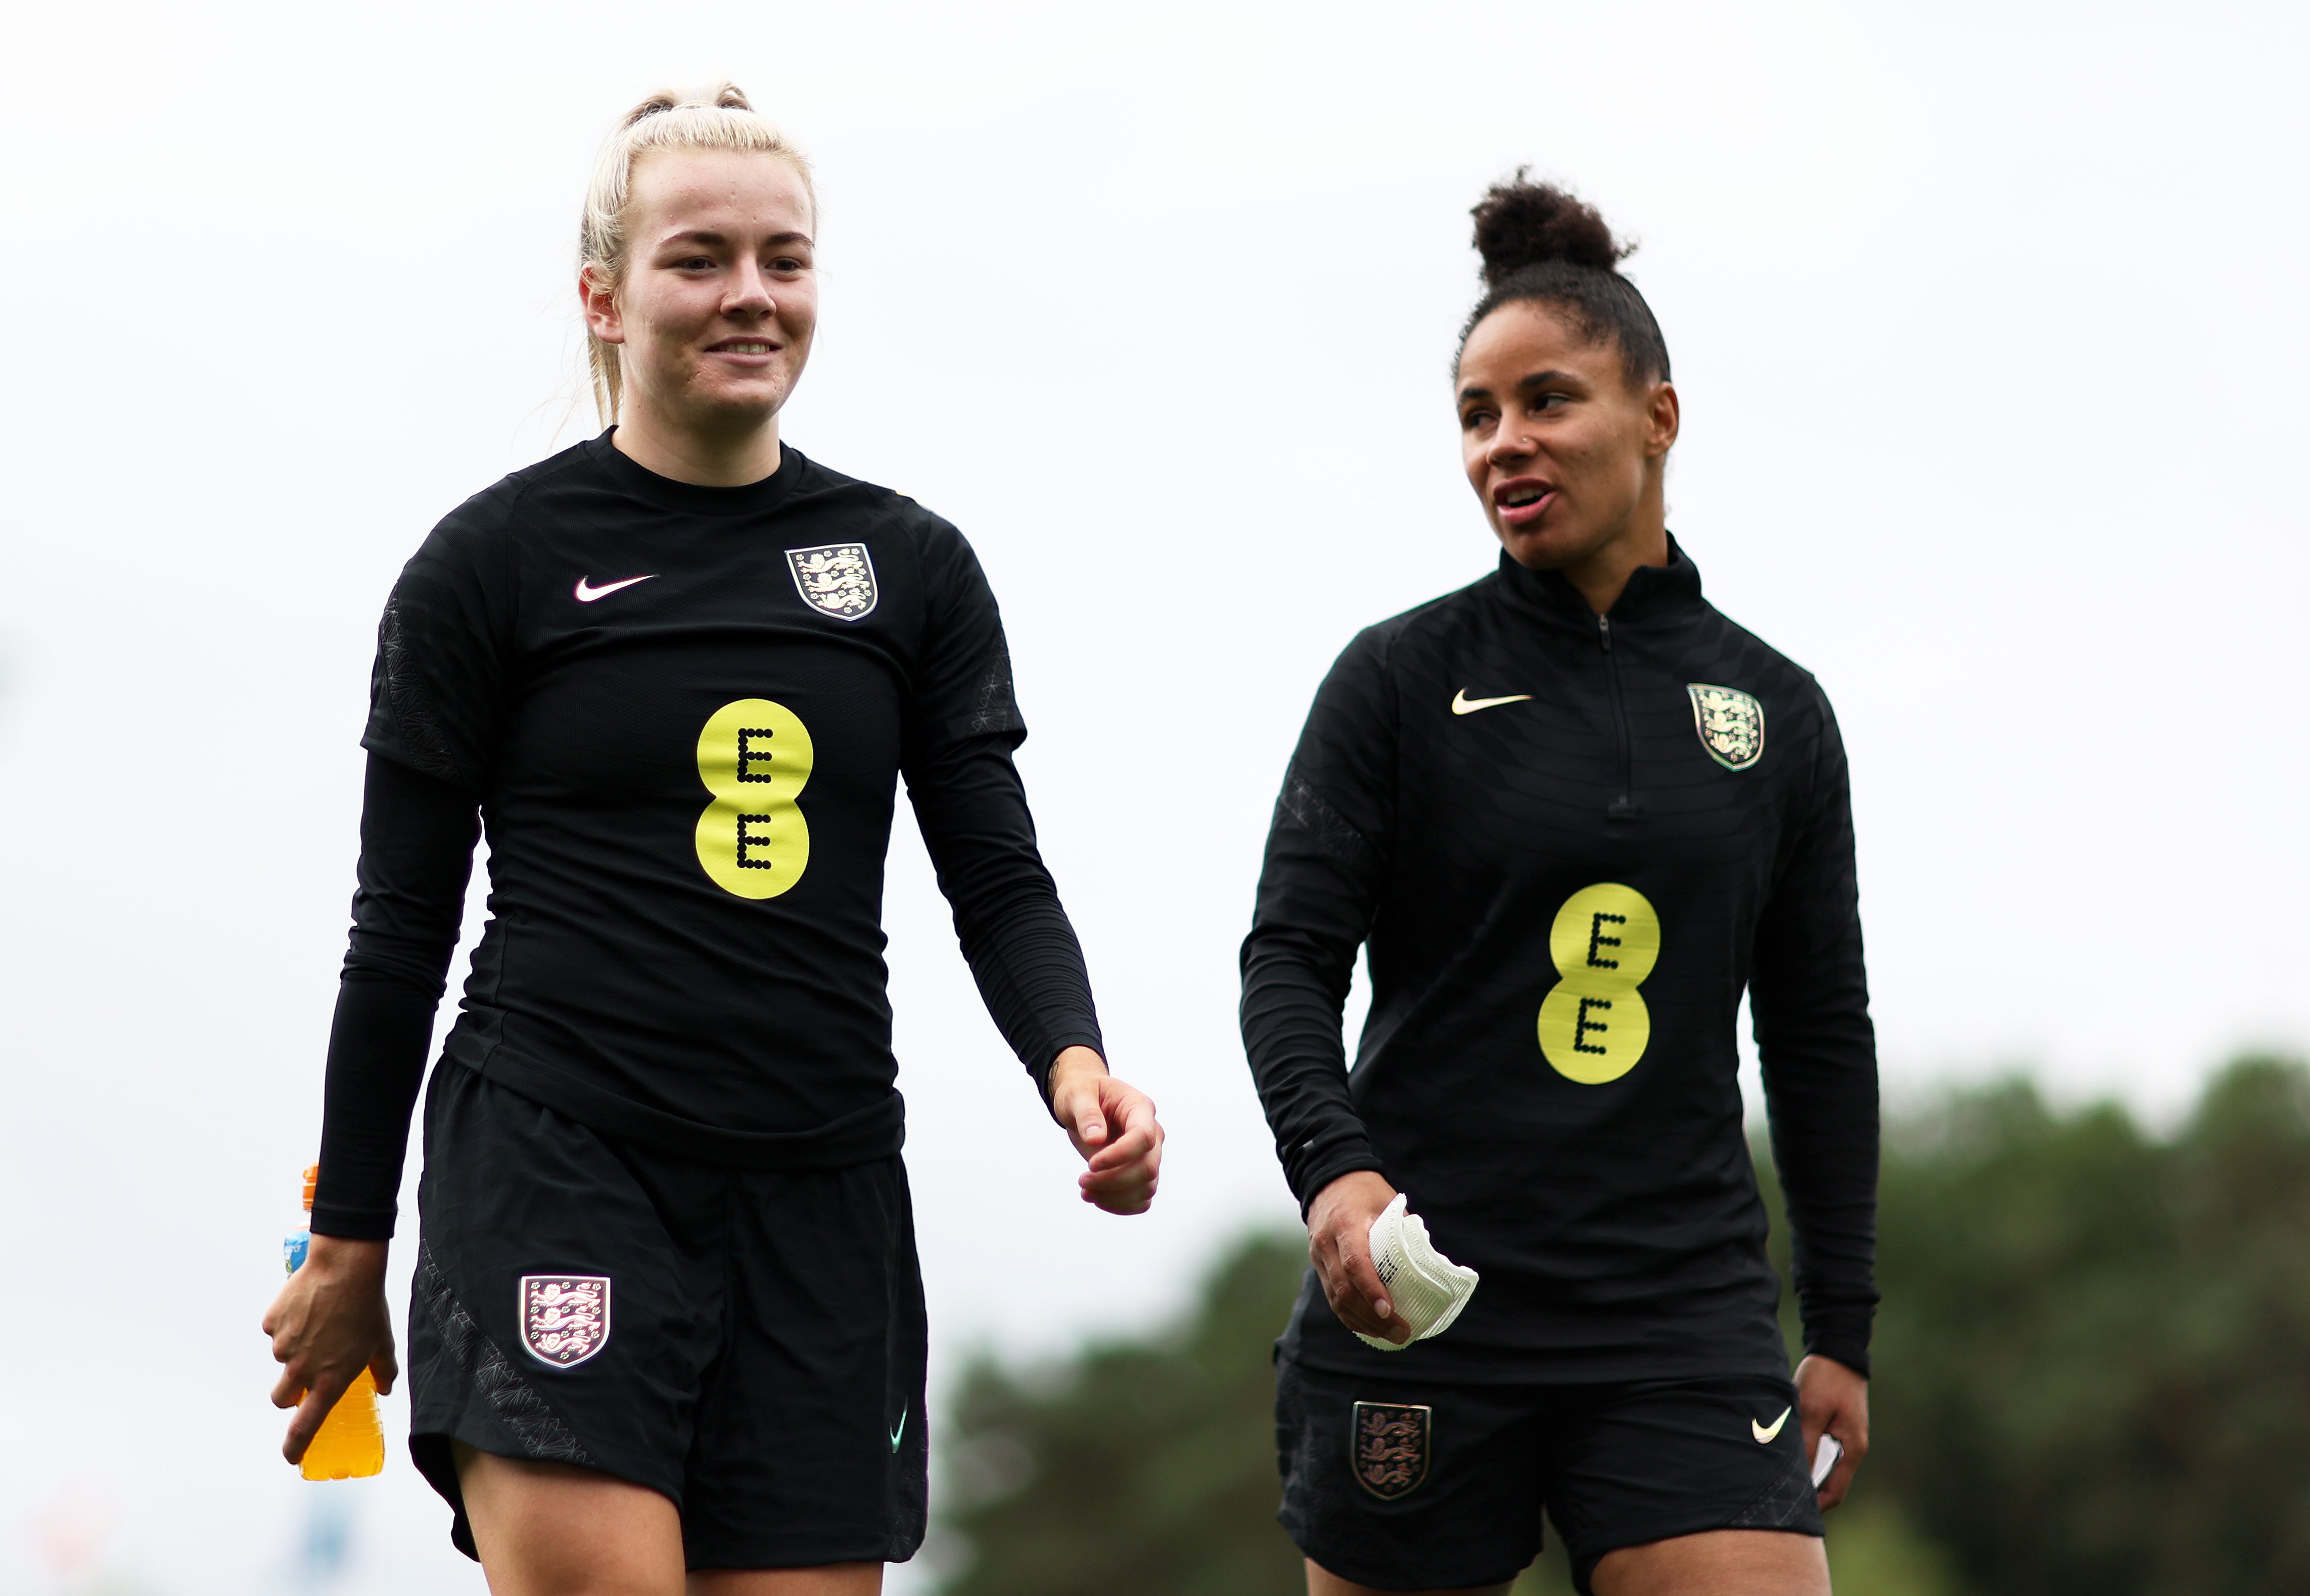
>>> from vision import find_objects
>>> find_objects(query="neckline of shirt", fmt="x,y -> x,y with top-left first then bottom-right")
1494,533 -> 1704,628
585,429 -> 808,518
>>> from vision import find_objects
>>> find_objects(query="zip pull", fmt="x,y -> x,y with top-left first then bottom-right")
1597,616 -> 1612,651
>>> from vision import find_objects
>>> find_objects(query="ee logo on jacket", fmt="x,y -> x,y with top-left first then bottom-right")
1539,883 -> 1661,1084
695,698 -> 815,899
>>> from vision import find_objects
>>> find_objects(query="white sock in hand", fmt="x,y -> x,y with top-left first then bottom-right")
1353,1194 -> 1480,1352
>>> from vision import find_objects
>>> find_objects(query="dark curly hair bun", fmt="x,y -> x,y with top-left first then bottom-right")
1456,170 -> 1668,384
1471,172 -> 1631,288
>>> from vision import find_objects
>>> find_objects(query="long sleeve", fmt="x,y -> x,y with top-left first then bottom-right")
309,753 -> 481,1239
1239,631 -> 1398,1211
897,516 -> 1105,1095
907,736 -> 1102,1095
1751,689 -> 1880,1377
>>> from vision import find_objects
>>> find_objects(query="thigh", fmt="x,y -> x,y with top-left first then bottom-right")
1276,1357 -> 1544,1592
688,1566 -> 882,1595
457,1444 -> 685,1595
1305,1557 -> 1511,1596
680,1157 -> 928,1571
1547,1373 -> 1823,1596
1589,1529 -> 1827,1596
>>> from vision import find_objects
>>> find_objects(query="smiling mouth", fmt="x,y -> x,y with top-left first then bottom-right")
709,340 -> 777,355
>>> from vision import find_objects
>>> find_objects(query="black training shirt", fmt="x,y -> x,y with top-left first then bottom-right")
311,434 -> 1102,1237
1241,540 -> 1877,1382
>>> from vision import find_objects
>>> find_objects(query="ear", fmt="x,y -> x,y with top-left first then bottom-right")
1645,380 -> 1681,458
579,265 -> 626,346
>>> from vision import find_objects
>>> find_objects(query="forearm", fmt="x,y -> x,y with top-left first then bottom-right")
1241,757 -> 1395,1211
1763,1035 -> 1879,1374
907,740 -> 1102,1094
310,753 -> 480,1239
312,980 -> 439,1238
956,882 -> 1106,1093
1241,918 -> 1385,1210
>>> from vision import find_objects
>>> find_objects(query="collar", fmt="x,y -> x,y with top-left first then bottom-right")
586,429 -> 805,518
1494,533 -> 1703,629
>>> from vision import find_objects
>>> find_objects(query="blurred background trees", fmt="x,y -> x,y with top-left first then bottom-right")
935,1059 -> 2310,1595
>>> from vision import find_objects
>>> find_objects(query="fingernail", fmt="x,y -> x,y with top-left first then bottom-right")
1375,1300 -> 1392,1318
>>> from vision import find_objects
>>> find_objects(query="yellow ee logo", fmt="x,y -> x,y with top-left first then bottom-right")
1538,883 -> 1661,1084
695,698 -> 814,899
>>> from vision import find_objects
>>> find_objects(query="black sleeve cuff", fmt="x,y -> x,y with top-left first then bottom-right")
309,1205 -> 399,1241
1290,1136 -> 1390,1216
1801,1324 -> 1873,1381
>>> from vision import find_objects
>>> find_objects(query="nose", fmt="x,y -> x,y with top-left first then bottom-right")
723,257 -> 776,318
1486,423 -> 1536,471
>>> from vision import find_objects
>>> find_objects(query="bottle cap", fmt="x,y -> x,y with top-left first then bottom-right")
302,1163 -> 319,1212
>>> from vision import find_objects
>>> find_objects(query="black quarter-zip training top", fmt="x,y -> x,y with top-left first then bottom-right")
1241,539 -> 1877,1384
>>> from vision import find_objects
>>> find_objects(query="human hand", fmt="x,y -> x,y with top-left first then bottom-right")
1305,1169 -> 1413,1346
1048,1047 -> 1163,1215
1796,1353 -> 1869,1508
263,1235 -> 397,1465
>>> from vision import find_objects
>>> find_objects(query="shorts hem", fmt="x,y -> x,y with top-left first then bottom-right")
1568,1518 -> 1824,1596
1279,1508 -> 1530,1593
411,1425 -> 684,1563
683,1528 -> 918,1571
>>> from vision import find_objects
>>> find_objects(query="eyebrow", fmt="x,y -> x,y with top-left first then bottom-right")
1457,369 -> 1581,406
655,228 -> 814,250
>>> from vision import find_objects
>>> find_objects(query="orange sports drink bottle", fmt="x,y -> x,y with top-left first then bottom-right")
284,1164 -> 386,1480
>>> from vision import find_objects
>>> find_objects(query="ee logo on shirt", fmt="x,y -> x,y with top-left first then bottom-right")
695,699 -> 815,899
1538,883 -> 1661,1084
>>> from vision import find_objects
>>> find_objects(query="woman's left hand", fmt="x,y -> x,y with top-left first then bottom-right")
1795,1352 -> 1869,1509
1048,1047 -> 1163,1214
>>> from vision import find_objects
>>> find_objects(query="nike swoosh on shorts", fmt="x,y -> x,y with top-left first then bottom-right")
1752,1406 -> 1791,1443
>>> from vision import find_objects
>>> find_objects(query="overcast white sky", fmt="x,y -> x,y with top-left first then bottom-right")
2,0 -> 2304,1589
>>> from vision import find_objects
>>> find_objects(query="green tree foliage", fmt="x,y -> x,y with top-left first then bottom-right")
938,1233 -> 1309,1595
940,1060 -> 2310,1594
1775,1056 -> 2310,1595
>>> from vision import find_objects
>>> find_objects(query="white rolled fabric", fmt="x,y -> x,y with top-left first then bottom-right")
1352,1194 -> 1481,1352
1811,1436 -> 1843,1487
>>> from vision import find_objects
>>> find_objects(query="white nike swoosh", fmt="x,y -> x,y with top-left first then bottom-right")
889,1406 -> 908,1452
574,574 -> 657,602
1451,688 -> 1534,716
1752,1406 -> 1791,1443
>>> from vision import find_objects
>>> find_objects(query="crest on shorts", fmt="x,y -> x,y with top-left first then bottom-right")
786,543 -> 879,621
519,1275 -> 611,1368
1688,683 -> 1766,771
1350,1401 -> 1431,1500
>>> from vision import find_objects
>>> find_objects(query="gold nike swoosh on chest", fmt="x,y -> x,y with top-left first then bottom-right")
1450,688 -> 1534,715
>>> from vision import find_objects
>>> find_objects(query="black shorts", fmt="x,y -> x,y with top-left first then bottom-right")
1276,1355 -> 1820,1594
405,1064 -> 928,1569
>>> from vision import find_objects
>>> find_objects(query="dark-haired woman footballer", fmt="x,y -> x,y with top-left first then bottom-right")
1243,179 -> 1876,1596
263,86 -> 1162,1596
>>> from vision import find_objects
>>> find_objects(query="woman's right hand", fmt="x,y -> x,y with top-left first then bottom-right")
263,1235 -> 397,1464
1305,1170 -> 1414,1346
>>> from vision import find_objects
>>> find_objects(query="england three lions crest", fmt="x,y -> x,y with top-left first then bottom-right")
519,1275 -> 611,1368
1688,683 -> 1765,771
786,543 -> 878,622
1351,1401 -> 1431,1500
